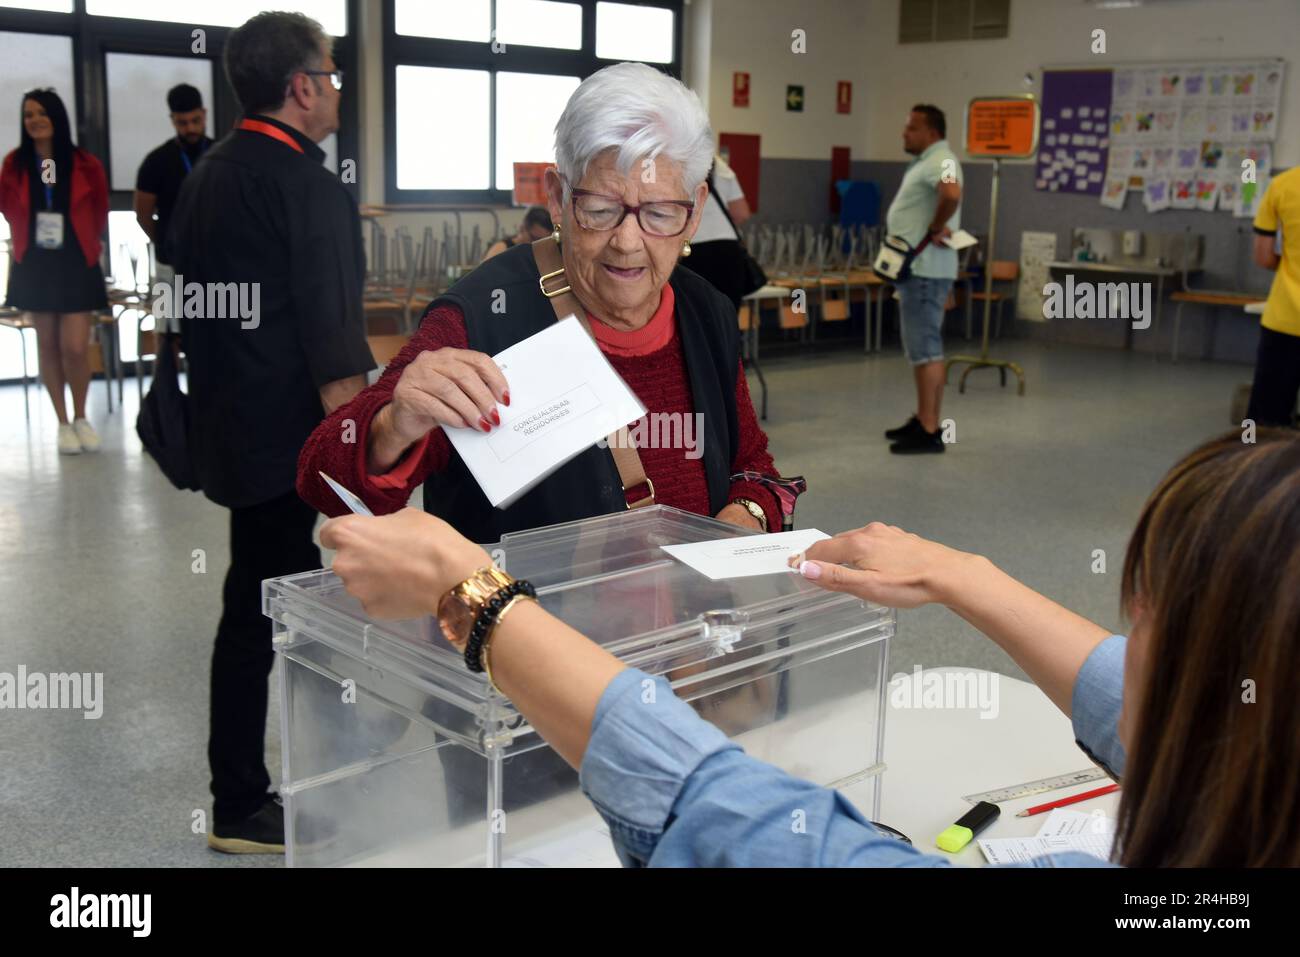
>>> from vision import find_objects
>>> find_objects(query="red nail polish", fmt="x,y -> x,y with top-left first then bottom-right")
490,409 -> 501,426
502,391 -> 511,407
479,417 -> 492,432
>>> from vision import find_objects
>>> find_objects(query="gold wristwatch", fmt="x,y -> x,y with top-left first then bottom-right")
731,497 -> 768,532
436,565 -> 514,651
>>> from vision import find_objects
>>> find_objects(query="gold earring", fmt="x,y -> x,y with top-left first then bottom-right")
681,240 -> 692,257
552,224 -> 562,245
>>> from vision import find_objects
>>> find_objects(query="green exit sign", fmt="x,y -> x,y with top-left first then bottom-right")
786,85 -> 804,112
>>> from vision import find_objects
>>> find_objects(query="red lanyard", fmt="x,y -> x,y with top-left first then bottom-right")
237,118 -> 305,154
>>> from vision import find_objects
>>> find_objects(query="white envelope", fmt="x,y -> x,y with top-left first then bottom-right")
661,528 -> 831,581
944,228 -> 978,251
443,317 -> 647,509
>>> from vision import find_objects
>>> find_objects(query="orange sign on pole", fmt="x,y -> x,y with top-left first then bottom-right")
512,162 -> 551,206
964,96 -> 1039,158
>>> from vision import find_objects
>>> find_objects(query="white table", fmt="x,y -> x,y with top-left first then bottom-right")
367,666 -> 1119,868
842,667 -> 1119,867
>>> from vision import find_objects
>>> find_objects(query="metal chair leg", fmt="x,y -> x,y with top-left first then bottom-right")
20,327 -> 31,423
98,330 -> 113,414
1172,300 -> 1183,363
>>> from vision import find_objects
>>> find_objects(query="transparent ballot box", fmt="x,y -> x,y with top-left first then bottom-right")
264,505 -> 895,867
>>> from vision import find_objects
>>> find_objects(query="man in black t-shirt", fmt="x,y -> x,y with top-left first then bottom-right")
168,13 -> 374,855
133,84 -> 213,272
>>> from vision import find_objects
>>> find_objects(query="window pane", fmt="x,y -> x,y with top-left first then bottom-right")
0,30 -> 77,379
396,66 -> 489,190
495,72 -> 578,188
0,31 -> 77,159
106,53 -> 215,192
86,0 -> 348,35
0,1 -> 73,11
596,2 -> 674,63
394,0 -> 489,41
497,0 -> 581,51
106,211 -> 152,366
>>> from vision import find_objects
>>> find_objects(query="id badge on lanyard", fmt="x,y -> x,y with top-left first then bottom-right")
35,183 -> 63,250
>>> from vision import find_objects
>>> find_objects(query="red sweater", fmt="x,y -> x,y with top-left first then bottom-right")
297,287 -> 782,532
0,148 -> 108,266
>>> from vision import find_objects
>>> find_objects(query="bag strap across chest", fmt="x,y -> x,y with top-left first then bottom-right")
531,234 -> 655,508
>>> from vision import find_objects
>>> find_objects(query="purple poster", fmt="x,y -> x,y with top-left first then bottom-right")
1036,70 -> 1113,196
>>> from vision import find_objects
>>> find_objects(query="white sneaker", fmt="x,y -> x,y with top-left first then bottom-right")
73,418 -> 101,452
58,423 -> 83,455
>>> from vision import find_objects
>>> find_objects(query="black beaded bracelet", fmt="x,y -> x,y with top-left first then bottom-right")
464,579 -> 537,673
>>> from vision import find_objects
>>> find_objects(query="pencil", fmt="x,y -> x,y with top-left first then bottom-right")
1015,783 -> 1120,817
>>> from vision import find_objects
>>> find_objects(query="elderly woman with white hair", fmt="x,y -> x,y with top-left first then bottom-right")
299,62 -> 784,542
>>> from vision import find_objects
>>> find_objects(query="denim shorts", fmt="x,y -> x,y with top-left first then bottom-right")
896,275 -> 952,366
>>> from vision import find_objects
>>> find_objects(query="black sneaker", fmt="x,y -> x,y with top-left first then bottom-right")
889,428 -> 945,455
884,416 -> 923,440
208,794 -> 285,855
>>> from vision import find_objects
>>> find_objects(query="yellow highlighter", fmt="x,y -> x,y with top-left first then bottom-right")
936,801 -> 1000,853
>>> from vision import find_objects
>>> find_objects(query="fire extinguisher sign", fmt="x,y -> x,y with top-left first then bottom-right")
733,72 -> 750,108
837,81 -> 852,114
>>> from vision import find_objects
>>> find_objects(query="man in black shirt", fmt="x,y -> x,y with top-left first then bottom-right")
133,83 -> 213,274
168,11 -> 374,854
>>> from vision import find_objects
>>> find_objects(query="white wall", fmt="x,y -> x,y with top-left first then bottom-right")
702,0 -> 873,159
859,0 -> 1300,165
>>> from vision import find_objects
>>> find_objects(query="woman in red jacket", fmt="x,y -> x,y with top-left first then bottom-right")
1,89 -> 109,454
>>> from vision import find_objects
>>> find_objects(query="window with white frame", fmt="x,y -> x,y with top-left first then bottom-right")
385,0 -> 681,204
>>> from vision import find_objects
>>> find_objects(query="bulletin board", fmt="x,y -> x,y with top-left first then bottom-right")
1105,60 -> 1283,218
1037,59 -> 1285,218
1036,70 -> 1112,196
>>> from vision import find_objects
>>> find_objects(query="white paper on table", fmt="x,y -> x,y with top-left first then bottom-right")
443,316 -> 646,509
1035,808 -> 1116,839
660,528 -> 831,581
944,228 -> 978,251
978,809 -> 1116,864
977,832 -> 1115,865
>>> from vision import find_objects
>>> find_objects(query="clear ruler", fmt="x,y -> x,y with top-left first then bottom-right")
962,768 -> 1108,805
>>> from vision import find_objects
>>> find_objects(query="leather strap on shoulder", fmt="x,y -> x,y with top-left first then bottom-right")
530,235 -> 655,508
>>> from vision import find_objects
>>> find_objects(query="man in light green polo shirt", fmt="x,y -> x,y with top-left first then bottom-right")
882,104 -> 962,455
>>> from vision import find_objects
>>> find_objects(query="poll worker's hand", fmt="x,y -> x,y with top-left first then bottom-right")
792,522 -> 977,609
387,347 -> 510,442
321,507 -> 491,620
928,226 -> 952,247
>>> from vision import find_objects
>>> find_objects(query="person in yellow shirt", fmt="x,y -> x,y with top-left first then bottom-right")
1249,167 -> 1300,427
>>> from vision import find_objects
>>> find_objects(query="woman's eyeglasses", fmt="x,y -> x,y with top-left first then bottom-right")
567,181 -> 694,238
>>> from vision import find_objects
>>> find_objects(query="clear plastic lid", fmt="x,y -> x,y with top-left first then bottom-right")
264,506 -> 891,718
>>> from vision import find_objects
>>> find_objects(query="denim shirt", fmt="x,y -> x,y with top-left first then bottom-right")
578,635 -> 1128,867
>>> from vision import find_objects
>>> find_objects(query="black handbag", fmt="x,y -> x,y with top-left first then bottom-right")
707,168 -> 767,297
136,333 -> 201,491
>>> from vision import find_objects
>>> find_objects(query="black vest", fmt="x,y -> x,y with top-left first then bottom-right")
423,242 -> 742,544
